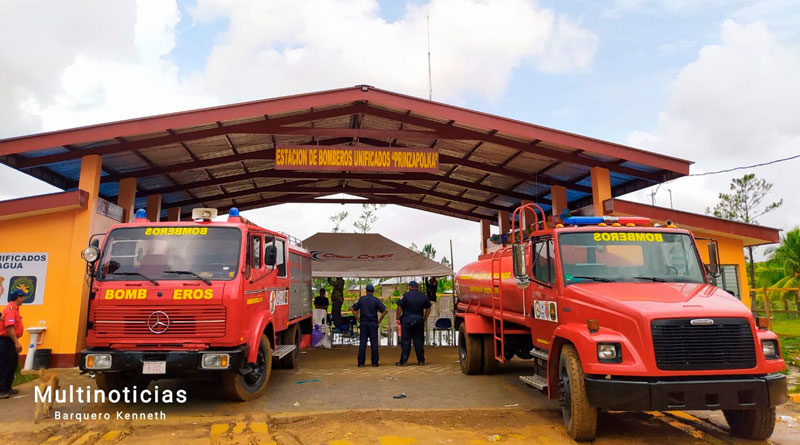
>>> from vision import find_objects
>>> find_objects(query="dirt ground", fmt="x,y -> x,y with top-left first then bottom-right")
1,346 -> 798,444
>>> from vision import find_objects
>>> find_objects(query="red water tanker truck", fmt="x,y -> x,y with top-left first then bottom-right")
78,207 -> 312,401
454,204 -> 787,441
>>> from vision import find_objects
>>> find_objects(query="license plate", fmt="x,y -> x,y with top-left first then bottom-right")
142,361 -> 166,374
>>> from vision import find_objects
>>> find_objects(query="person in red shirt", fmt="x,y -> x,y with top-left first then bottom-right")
1,289 -> 26,399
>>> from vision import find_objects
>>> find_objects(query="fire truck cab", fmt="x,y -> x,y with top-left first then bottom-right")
455,204 -> 788,441
79,207 -> 312,401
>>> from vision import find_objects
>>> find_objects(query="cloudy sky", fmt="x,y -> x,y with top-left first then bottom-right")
1,0 -> 798,270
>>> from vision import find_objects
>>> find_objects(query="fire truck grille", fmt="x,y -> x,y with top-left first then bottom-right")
93,306 -> 227,338
651,318 -> 757,371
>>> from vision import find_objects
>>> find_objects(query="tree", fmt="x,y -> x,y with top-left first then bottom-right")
764,228 -> 800,310
440,256 -> 451,269
329,211 -> 348,233
353,204 -> 383,233
421,243 -> 436,260
706,174 -> 783,287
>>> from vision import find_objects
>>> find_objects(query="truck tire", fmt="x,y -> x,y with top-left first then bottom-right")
279,324 -> 301,369
482,335 -> 499,375
723,407 -> 776,440
558,344 -> 598,442
94,372 -> 126,392
458,324 -> 482,375
223,334 -> 272,401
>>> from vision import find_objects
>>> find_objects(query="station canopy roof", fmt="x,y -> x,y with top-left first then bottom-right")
303,233 -> 453,278
0,85 -> 692,223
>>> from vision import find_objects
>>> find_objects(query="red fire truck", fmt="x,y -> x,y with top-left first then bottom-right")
79,207 -> 312,401
455,204 -> 787,441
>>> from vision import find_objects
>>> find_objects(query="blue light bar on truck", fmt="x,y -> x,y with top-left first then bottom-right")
563,216 -> 650,225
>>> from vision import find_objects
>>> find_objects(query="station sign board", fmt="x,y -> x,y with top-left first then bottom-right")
274,145 -> 438,172
0,252 -> 48,305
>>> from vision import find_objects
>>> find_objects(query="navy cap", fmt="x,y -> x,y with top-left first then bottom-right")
365,284 -> 375,292
9,288 -> 26,302
409,280 -> 418,287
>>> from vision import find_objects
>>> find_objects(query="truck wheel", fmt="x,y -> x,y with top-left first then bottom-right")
723,407 -> 776,440
558,344 -> 598,441
279,324 -> 301,369
458,324 -> 482,375
94,372 -> 125,392
482,335 -> 499,375
223,334 -> 272,401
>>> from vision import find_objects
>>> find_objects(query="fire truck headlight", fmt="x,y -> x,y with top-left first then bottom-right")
81,246 -> 100,263
761,340 -> 779,359
597,343 -> 622,363
201,353 -> 230,369
85,353 -> 112,369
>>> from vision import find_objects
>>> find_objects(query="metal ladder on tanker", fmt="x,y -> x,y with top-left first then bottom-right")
490,251 -> 505,363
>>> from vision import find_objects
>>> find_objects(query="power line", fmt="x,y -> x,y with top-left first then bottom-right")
688,153 -> 800,177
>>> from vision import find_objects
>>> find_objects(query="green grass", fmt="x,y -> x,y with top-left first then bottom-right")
767,319 -> 800,367
12,368 -> 37,387
772,319 -> 800,336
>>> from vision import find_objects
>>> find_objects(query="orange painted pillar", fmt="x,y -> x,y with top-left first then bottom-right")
117,177 -> 137,222
480,219 -> 490,255
167,207 -> 181,222
146,194 -> 162,222
497,210 -> 510,235
590,167 -> 611,216
68,155 -> 103,353
520,200 -> 536,232
550,185 -> 567,219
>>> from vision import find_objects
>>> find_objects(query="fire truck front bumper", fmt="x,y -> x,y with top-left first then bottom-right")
584,373 -> 787,411
79,345 -> 248,375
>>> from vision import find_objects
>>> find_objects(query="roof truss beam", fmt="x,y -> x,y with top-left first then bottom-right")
17,105 -> 367,168
353,104 -> 667,183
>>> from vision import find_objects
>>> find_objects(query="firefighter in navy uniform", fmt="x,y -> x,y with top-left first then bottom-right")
351,284 -> 387,367
395,281 -> 432,366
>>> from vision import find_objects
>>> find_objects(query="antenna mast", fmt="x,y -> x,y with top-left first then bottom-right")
427,7 -> 432,100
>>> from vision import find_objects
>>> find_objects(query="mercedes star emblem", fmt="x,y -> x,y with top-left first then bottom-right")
147,311 -> 170,334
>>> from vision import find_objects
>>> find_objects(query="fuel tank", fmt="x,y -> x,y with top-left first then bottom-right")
455,248 -> 527,315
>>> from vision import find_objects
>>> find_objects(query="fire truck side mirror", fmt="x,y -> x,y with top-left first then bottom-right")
265,244 -> 277,266
512,243 -> 530,289
706,242 -> 719,277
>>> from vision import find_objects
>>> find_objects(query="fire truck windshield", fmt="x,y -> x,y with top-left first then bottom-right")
558,231 -> 706,285
96,226 -> 242,282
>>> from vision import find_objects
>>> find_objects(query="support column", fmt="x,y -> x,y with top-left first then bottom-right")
520,200 -> 536,232
480,219 -> 490,255
146,194 -> 162,222
590,167 -> 611,217
167,207 -> 181,222
117,177 -> 137,222
67,155 -> 102,354
550,185 -> 567,220
497,210 -> 510,235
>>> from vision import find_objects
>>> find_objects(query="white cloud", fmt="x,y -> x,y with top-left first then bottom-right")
190,0 -> 597,103
27,0 -> 216,132
0,0 -> 138,137
625,20 -> 800,248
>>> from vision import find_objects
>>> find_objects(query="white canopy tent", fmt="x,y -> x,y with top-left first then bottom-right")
302,233 -> 453,278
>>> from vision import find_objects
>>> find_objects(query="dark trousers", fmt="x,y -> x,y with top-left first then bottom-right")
399,315 -> 425,364
0,337 -> 19,393
357,322 -> 379,365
